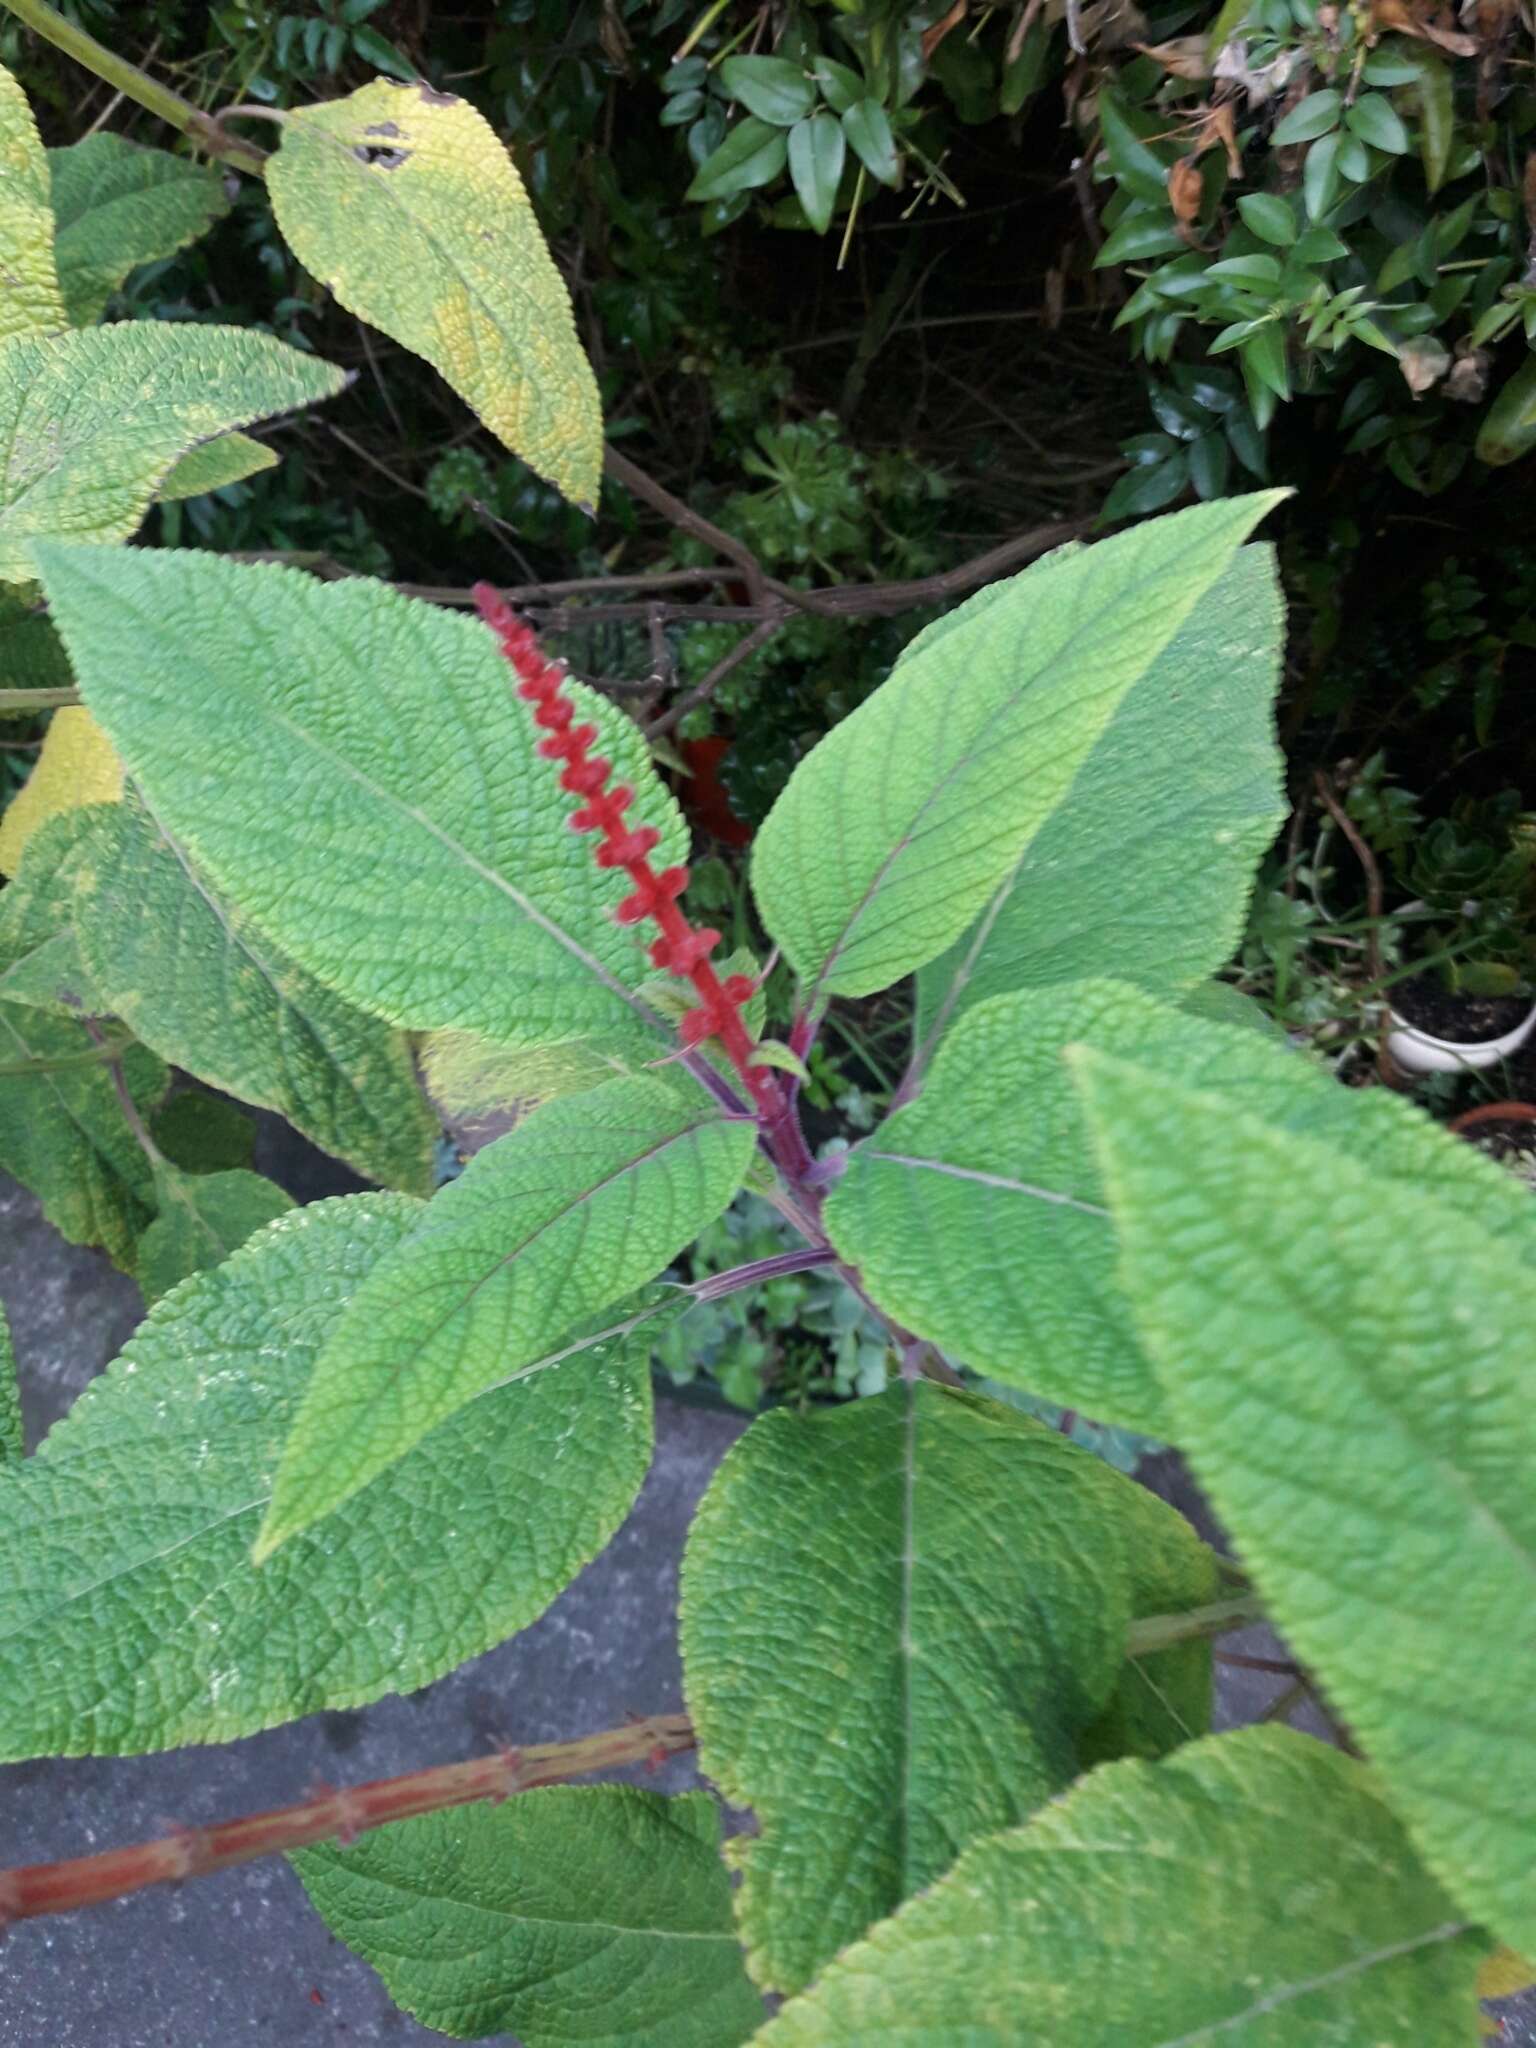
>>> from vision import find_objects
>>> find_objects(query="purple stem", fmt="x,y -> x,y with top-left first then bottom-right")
690,1247 -> 839,1303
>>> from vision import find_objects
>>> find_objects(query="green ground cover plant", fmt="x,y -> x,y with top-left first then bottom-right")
0,20 -> 1531,2043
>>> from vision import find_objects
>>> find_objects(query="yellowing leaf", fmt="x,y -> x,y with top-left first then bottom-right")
0,707 -> 120,876
0,65 -> 66,339
155,432 -> 276,502
267,81 -> 602,507
1479,1947 -> 1536,2001
0,322 -> 345,583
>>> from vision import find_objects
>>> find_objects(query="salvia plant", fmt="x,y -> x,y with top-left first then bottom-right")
0,17 -> 1532,2045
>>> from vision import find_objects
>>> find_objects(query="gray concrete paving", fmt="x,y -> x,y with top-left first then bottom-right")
1,1170 -> 1530,2045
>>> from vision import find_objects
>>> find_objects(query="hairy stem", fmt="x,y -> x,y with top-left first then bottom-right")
0,0 -> 266,170
0,1714 -> 695,1927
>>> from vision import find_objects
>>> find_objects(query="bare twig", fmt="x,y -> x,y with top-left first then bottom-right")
644,616 -> 783,740
1312,769 -> 1384,991
0,1714 -> 696,1927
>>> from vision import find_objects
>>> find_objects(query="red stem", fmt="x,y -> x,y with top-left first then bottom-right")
0,1714 -> 694,1926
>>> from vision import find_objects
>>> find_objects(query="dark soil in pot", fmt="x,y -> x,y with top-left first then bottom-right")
1391,972 -> 1531,1044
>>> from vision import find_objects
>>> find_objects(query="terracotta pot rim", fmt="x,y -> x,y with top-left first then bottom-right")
1446,1099 -> 1536,1135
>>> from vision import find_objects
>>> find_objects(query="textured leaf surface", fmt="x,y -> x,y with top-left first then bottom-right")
0,706 -> 120,877
56,793 -> 436,1193
0,64 -> 66,339
136,1163 -> 294,1303
259,1074 -> 752,1556
295,1787 -> 762,2045
155,432 -> 276,501
827,978 -> 1536,1432
0,892 -> 163,1267
0,1300 -> 19,1462
1075,1050 -> 1536,1956
34,546 -> 689,1058
916,546 -> 1284,1045
682,1382 -> 1156,1996
757,1727 -> 1487,2046
267,81 -> 601,507
47,134 -> 230,325
0,1196 -> 655,1757
750,496 -> 1283,1002
0,323 -> 343,582
1079,1468 -> 1219,1766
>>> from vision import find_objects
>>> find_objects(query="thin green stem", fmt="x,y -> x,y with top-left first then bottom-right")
0,0 -> 266,172
0,1035 -> 135,1078
1125,1594 -> 1264,1656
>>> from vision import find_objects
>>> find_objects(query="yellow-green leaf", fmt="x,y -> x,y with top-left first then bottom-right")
46,134 -> 230,326
0,321 -> 345,583
0,706 -> 120,877
155,432 -> 276,502
266,81 -> 602,507
0,64 -> 66,339
137,1163 -> 294,1304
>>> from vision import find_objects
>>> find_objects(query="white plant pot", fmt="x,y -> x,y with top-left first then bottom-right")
1385,1001 -> 1536,1076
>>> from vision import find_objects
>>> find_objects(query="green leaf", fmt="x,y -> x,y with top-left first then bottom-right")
0,324 -> 344,584
1241,320 -> 1291,403
681,1382 -> 1146,1996
295,1787 -> 762,2045
718,55 -> 815,125
841,99 -> 901,187
685,115 -> 788,201
1095,210 -> 1189,265
1100,451 -> 1188,518
256,1074 -> 753,1557
1303,131 -> 1342,219
1476,355 -> 1536,467
914,546 -> 1284,1040
1345,92 -> 1410,154
266,81 -> 602,508
136,1163 -> 293,1304
54,793 -> 437,1194
827,978 -> 1536,1433
0,1196 -> 657,1757
0,62 -> 66,339
30,547 -> 690,1063
1237,192 -> 1297,245
1206,252 -> 1283,289
1291,225 -> 1350,263
46,134 -> 230,326
1188,426 -> 1231,498
755,1727 -> 1490,2046
0,601 -> 72,717
1272,90 -> 1342,145
0,1299 -> 20,1463
787,111 -> 846,233
1098,90 -> 1170,206
750,495 -> 1284,1004
1078,1471 -> 1220,1766
811,56 -> 864,115
154,432 -> 276,502
150,1090 -> 257,1174
1404,49 -> 1455,192
1073,1050 -> 1536,1955
349,24 -> 416,79
0,963 -> 165,1268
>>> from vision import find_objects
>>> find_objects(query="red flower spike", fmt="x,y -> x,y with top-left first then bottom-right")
471,583 -> 776,1112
